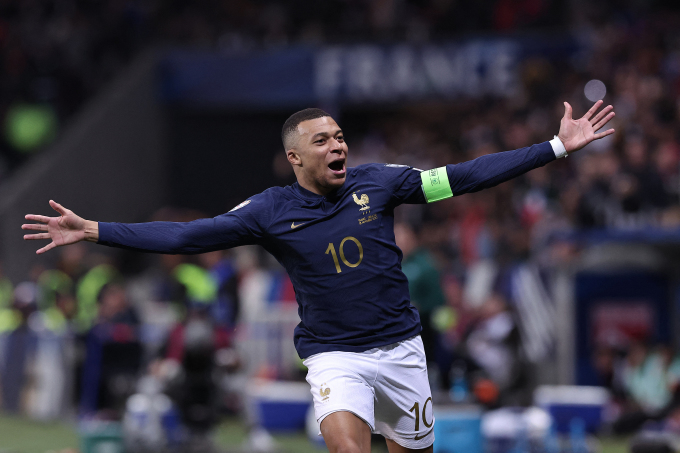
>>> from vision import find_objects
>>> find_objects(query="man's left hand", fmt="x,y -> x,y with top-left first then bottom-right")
557,100 -> 615,153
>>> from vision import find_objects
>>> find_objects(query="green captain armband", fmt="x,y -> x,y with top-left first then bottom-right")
420,167 -> 453,203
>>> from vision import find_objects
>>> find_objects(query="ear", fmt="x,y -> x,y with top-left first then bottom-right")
286,149 -> 301,166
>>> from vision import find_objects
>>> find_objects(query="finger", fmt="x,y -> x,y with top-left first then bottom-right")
593,129 -> 615,140
24,233 -> 51,240
36,242 -> 57,254
49,200 -> 68,216
589,105 -> 613,126
25,214 -> 51,223
583,100 -> 603,120
593,112 -> 615,131
563,102 -> 573,120
21,224 -> 48,231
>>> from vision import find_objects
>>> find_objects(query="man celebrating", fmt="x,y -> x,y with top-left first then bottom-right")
23,101 -> 614,453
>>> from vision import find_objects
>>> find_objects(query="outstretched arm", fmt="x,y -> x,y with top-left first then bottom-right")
23,195 -> 270,255
23,200 -> 99,254
424,100 -> 615,200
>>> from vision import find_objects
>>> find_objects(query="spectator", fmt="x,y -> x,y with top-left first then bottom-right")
0,282 -> 38,413
395,222 -> 445,371
464,293 -> 526,404
80,283 -> 141,417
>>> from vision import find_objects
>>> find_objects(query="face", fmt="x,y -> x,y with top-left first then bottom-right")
287,116 -> 348,195
99,285 -> 128,320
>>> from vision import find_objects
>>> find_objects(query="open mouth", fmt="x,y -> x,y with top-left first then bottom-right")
328,160 -> 346,174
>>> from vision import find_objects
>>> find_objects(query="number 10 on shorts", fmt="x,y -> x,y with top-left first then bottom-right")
409,397 -> 433,431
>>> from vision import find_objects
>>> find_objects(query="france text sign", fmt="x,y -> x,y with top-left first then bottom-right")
315,41 -> 519,102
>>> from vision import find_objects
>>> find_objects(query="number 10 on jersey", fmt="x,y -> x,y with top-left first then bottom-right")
325,237 -> 363,273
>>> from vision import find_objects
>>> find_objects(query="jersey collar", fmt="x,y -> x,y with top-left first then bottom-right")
292,180 -> 348,202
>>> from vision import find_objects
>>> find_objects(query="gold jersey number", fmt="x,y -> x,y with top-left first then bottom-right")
325,237 -> 363,273
409,397 -> 433,432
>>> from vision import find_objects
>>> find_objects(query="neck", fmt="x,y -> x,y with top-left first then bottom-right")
297,179 -> 332,196
294,171 -> 335,196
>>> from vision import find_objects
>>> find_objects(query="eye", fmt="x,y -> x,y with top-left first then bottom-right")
315,139 -> 326,144
337,135 -> 344,142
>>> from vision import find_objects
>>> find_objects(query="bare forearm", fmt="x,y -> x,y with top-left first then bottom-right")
84,220 -> 99,242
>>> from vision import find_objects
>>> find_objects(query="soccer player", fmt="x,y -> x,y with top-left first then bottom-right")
23,100 -> 614,453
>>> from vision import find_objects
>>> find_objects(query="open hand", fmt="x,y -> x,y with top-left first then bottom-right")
557,100 -> 615,153
22,200 -> 98,254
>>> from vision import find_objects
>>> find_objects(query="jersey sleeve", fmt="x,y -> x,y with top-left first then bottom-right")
420,141 -> 556,202
446,141 -> 555,196
364,164 -> 427,205
97,191 -> 273,254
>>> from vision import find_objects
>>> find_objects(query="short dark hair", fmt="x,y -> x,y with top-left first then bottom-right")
282,108 -> 331,150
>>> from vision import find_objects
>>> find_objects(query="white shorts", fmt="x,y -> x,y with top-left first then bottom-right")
303,335 -> 435,449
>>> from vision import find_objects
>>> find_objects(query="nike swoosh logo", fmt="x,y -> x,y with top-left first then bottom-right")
291,222 -> 306,229
414,426 -> 434,440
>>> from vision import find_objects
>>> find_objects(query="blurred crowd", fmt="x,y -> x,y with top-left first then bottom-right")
0,210 -> 245,432
0,0 -> 673,168
0,0 -> 152,171
593,341 -> 680,435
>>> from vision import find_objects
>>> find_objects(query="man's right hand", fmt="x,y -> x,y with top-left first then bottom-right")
22,200 -> 99,254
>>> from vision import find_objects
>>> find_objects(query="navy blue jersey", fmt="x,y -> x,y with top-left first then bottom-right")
98,141 -> 555,358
